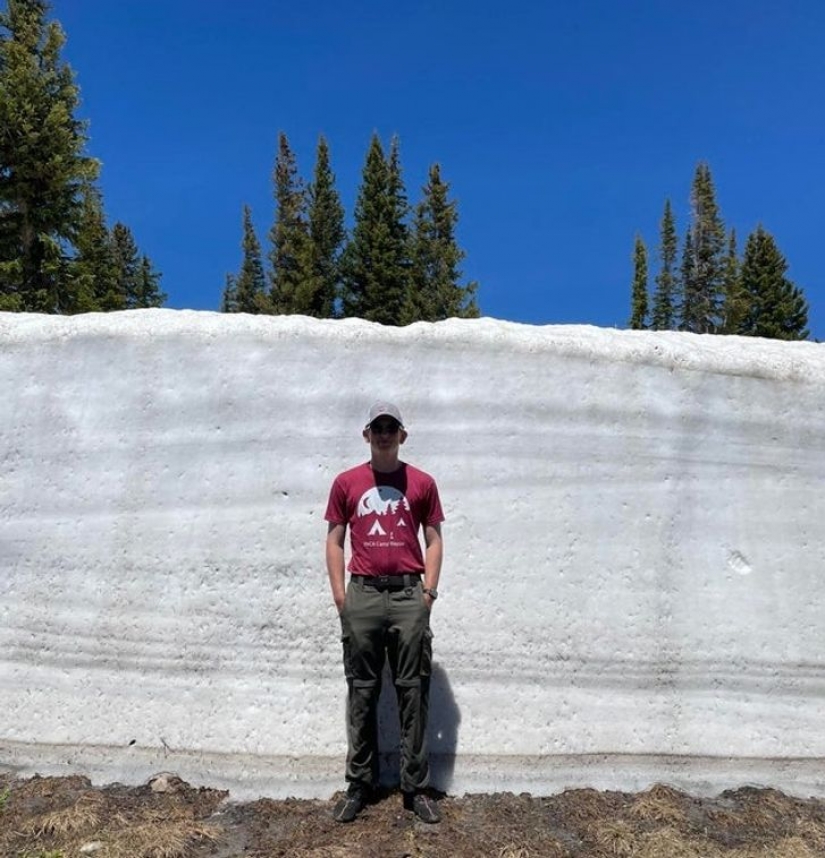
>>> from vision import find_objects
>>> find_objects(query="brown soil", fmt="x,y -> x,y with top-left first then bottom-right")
2,773 -> 825,858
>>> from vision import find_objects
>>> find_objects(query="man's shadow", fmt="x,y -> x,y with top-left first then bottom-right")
376,661 -> 460,792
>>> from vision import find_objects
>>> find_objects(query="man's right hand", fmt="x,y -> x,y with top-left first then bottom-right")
326,522 -> 347,616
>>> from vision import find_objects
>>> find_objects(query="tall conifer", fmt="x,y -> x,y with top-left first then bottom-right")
679,231 -> 695,332
629,235 -> 649,329
306,134 -> 345,318
719,229 -> 745,334
405,163 -> 478,322
341,133 -> 410,325
739,226 -> 809,340
269,132 -> 312,314
235,205 -> 267,313
221,273 -> 238,313
72,184 -> 118,311
0,0 -> 98,311
651,199 -> 677,330
681,163 -> 726,333
106,222 -> 164,309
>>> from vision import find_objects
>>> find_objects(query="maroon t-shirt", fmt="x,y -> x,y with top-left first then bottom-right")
325,462 -> 444,576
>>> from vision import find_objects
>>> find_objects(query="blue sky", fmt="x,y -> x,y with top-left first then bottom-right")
57,1 -> 825,339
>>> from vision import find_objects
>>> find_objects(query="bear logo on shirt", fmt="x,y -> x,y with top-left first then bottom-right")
356,486 -> 410,518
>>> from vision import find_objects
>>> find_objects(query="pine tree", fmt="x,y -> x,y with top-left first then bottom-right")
382,135 -> 411,321
221,273 -> 238,313
235,205 -> 267,313
133,255 -> 165,308
105,222 -> 164,309
0,0 -> 98,312
341,133 -> 410,325
679,230 -> 695,332
719,229 -> 746,334
110,222 -> 139,307
680,163 -> 726,333
651,199 -> 677,330
305,134 -> 345,318
405,163 -> 478,322
269,132 -> 312,314
739,226 -> 809,340
629,234 -> 649,330
71,184 -> 118,311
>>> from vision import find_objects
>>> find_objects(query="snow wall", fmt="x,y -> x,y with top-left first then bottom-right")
2,310 -> 824,801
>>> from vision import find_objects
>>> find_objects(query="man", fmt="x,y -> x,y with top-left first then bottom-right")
325,401 -> 444,824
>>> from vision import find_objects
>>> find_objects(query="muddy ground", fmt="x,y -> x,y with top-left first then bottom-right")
2,772 -> 825,857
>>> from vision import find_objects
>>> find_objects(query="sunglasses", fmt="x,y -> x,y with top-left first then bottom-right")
370,420 -> 401,435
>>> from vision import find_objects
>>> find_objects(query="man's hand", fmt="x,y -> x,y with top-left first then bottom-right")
423,523 -> 442,613
326,523 -> 347,613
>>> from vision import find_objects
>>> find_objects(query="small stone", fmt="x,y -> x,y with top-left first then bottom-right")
148,772 -> 186,793
79,842 -> 103,854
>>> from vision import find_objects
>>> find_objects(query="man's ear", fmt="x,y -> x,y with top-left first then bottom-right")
399,428 -> 408,445
362,428 -> 370,444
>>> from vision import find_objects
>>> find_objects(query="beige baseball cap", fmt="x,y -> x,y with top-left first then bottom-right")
366,401 -> 404,428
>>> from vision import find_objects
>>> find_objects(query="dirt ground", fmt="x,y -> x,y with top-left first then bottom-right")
2,772 -> 825,858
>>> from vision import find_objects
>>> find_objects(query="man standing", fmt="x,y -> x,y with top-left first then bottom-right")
325,402 -> 444,824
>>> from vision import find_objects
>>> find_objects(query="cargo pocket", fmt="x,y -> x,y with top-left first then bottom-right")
420,627 -> 433,678
341,633 -> 354,680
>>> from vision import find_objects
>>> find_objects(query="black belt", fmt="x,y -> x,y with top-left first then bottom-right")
354,573 -> 421,590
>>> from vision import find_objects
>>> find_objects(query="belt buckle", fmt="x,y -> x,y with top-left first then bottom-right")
376,575 -> 391,587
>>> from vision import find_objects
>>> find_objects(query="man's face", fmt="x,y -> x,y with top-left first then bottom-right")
363,417 -> 407,453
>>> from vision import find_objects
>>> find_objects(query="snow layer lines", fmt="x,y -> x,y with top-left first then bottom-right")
1,310 -> 824,799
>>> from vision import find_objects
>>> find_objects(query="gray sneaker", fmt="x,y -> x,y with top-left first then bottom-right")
403,790 -> 441,824
333,784 -> 369,823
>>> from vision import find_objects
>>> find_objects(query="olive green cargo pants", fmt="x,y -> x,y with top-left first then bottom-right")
339,574 -> 433,792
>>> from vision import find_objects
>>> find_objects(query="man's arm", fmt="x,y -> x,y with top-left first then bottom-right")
326,522 -> 347,613
423,523 -> 443,610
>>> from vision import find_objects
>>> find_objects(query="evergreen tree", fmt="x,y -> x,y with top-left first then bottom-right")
629,234 -> 649,330
719,229 -> 746,334
405,163 -> 478,322
71,184 -> 118,311
111,222 -> 139,307
341,133 -> 410,325
680,163 -> 726,333
107,222 -> 164,309
679,230 -> 695,332
651,199 -> 677,330
305,134 -> 345,318
269,132 -> 312,313
221,273 -> 238,313
739,226 -> 809,340
132,254 -> 165,308
235,204 -> 267,313
0,0 -> 98,312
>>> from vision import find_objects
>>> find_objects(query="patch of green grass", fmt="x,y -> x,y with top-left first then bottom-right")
0,786 -> 9,811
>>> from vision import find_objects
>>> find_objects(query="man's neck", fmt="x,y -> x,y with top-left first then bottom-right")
370,454 -> 402,474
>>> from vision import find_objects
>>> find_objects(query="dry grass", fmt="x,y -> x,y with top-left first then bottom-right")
590,819 -> 637,856
629,784 -> 688,826
21,791 -> 103,837
103,818 -> 220,858
556,787 -> 619,824
633,827 -> 715,858
795,818 -> 825,851
728,835 -> 820,858
4,785 -> 221,858
5,774 -> 825,858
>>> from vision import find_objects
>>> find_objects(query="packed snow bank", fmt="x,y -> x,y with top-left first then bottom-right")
2,310 -> 824,799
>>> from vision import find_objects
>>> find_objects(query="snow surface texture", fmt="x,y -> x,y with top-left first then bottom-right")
2,310 -> 824,800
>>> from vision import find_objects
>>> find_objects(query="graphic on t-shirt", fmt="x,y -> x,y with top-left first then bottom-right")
356,486 -> 410,518
357,486 -> 411,546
